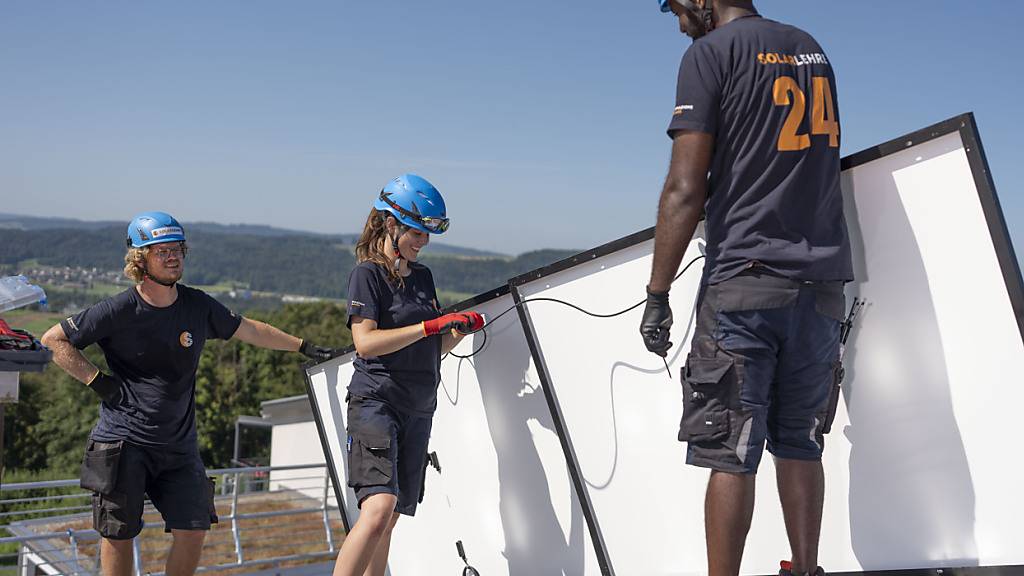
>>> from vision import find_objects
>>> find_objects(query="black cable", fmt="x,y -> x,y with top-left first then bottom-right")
448,324 -> 487,359
444,254 -> 705,360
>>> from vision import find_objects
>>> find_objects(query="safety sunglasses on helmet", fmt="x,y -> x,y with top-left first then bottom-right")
378,191 -> 450,233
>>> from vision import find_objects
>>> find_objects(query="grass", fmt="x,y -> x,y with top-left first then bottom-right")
78,283 -> 124,298
38,282 -> 123,298
1,309 -> 64,336
191,282 -> 248,293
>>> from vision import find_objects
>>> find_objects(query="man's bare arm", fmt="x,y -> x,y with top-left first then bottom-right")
41,324 -> 98,384
231,317 -> 302,351
648,130 -> 715,292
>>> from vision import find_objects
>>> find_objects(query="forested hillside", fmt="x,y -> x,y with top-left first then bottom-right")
0,227 -> 577,299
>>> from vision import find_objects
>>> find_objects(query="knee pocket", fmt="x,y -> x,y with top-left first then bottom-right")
93,493 -> 141,540
679,355 -> 738,443
347,433 -> 393,489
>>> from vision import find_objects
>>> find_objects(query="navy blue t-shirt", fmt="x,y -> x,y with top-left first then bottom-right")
61,285 -> 241,450
668,15 -> 853,284
346,261 -> 442,416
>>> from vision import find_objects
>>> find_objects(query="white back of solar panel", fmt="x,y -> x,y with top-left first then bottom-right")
306,292 -> 601,575
511,130 -> 1023,574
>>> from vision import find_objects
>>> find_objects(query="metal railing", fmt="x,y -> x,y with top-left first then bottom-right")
0,463 -> 343,576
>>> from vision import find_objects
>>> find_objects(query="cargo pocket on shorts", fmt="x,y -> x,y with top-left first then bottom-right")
93,493 -> 131,539
207,476 -> 219,524
80,440 -> 124,495
679,356 -> 734,443
348,434 -> 392,489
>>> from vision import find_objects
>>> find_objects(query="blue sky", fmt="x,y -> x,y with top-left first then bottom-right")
2,1 -> 1021,258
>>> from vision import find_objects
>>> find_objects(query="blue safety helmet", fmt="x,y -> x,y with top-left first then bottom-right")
374,174 -> 449,235
659,0 -> 715,35
126,211 -> 187,248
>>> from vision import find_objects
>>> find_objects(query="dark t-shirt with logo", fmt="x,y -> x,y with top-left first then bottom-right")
668,15 -> 853,284
61,285 -> 241,450
346,261 -> 442,416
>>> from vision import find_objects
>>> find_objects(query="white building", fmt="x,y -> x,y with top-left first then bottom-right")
259,395 -> 336,508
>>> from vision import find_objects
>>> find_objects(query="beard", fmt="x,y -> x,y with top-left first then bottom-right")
150,266 -> 183,285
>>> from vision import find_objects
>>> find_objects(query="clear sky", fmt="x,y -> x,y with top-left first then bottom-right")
2,1 -> 1021,258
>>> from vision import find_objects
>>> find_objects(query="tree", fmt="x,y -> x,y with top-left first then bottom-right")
195,302 -> 351,467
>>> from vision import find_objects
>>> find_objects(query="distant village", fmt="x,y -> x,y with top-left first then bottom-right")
20,265 -> 125,291
16,265 -> 325,314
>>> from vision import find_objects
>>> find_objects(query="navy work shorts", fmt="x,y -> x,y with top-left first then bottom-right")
679,270 -> 844,474
80,439 -> 217,540
346,395 -> 433,516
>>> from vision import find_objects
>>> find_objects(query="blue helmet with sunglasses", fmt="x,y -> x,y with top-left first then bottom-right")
374,174 -> 449,235
127,211 -> 187,248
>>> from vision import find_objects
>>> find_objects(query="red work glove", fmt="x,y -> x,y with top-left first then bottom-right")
422,311 -> 485,336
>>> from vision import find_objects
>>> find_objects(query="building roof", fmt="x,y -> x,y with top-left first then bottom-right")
260,394 -> 313,425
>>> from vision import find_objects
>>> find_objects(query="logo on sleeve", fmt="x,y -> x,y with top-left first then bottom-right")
179,331 -> 194,348
65,317 -> 79,332
674,104 -> 694,116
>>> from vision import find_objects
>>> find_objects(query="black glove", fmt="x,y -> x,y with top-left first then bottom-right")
88,372 -> 123,405
640,287 -> 673,357
300,340 -> 335,361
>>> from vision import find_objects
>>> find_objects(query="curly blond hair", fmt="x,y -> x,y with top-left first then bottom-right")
123,246 -> 151,283
123,243 -> 188,283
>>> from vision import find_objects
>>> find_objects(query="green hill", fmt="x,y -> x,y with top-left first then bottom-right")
0,227 -> 577,302
0,213 -> 504,258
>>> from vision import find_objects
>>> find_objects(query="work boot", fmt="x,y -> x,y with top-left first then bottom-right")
779,560 -> 825,576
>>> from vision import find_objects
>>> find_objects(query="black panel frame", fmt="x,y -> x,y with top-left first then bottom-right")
303,358 -> 353,533
510,284 -> 616,576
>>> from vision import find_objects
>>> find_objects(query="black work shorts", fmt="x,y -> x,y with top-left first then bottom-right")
679,271 -> 844,474
346,395 -> 433,517
81,439 -> 218,540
